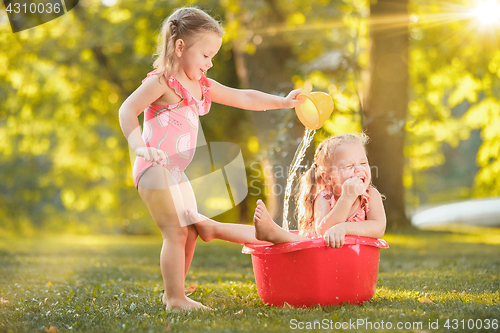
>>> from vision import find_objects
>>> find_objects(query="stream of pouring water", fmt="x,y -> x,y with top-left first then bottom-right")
282,128 -> 316,231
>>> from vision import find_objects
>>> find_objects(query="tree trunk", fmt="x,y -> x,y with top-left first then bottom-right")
233,41 -> 303,226
231,23 -> 303,225
364,0 -> 412,229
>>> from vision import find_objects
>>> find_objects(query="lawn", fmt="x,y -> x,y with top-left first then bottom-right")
0,225 -> 499,333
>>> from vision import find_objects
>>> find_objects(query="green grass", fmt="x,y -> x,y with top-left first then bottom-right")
0,226 -> 499,333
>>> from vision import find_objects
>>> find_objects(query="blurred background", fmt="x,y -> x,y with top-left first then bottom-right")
1,0 -> 499,236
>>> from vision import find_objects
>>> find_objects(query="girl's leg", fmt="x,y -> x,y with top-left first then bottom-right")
187,209 -> 269,245
177,173 -> 199,278
138,166 -> 206,311
184,225 -> 198,277
253,199 -> 304,244
187,199 -> 304,245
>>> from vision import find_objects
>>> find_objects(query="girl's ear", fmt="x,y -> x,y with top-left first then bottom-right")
174,39 -> 185,57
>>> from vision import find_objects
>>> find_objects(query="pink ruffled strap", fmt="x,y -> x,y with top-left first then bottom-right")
359,191 -> 370,212
142,70 -> 211,116
142,70 -> 161,83
318,189 -> 335,207
198,75 -> 211,116
347,190 -> 371,222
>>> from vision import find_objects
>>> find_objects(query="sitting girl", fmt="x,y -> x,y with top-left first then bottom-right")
188,133 -> 386,248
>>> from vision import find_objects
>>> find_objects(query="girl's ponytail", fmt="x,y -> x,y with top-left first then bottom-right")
296,163 -> 319,233
153,18 -> 178,79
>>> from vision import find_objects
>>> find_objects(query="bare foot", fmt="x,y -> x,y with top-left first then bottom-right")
186,209 -> 215,242
254,200 -> 300,244
164,296 -> 210,311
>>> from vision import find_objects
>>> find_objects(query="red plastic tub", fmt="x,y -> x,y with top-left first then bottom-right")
242,233 -> 388,308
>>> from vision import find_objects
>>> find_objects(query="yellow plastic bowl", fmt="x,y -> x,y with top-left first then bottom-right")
295,92 -> 334,130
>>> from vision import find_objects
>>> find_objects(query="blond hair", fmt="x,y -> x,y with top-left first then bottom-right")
295,133 -> 370,233
153,7 -> 224,78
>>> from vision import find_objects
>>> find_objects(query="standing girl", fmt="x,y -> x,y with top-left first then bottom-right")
189,133 -> 386,249
118,7 -> 302,311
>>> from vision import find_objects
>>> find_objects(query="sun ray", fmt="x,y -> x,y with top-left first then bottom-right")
234,1 -> 499,50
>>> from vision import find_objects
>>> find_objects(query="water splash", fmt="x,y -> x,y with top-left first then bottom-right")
282,128 -> 316,231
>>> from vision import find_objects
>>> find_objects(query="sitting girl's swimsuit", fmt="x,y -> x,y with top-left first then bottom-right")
132,71 -> 211,188
319,189 -> 370,222
301,188 -> 371,239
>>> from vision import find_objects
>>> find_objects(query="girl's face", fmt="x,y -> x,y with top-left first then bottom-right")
176,32 -> 222,81
326,142 -> 371,196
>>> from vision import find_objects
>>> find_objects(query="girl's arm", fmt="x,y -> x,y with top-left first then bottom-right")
209,79 -> 303,110
322,187 -> 387,248
315,177 -> 366,235
341,187 -> 386,238
118,75 -> 172,163
314,195 -> 354,236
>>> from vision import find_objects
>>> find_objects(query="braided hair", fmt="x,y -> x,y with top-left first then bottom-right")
153,7 -> 223,79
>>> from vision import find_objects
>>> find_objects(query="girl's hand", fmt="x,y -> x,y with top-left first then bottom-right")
341,177 -> 366,199
135,146 -> 166,164
282,88 -> 304,108
323,223 -> 347,248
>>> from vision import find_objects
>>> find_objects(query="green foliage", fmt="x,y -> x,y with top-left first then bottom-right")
0,1 -> 167,234
0,0 -> 368,233
0,229 -> 499,332
219,0 -> 367,152
406,0 -> 500,205
2,0 -> 500,233
0,0 -> 244,233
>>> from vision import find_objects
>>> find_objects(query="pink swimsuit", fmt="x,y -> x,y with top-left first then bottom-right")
132,71 -> 211,188
318,189 -> 371,222
301,189 -> 371,239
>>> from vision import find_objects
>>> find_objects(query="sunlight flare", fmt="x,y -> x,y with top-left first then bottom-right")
473,0 -> 500,24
